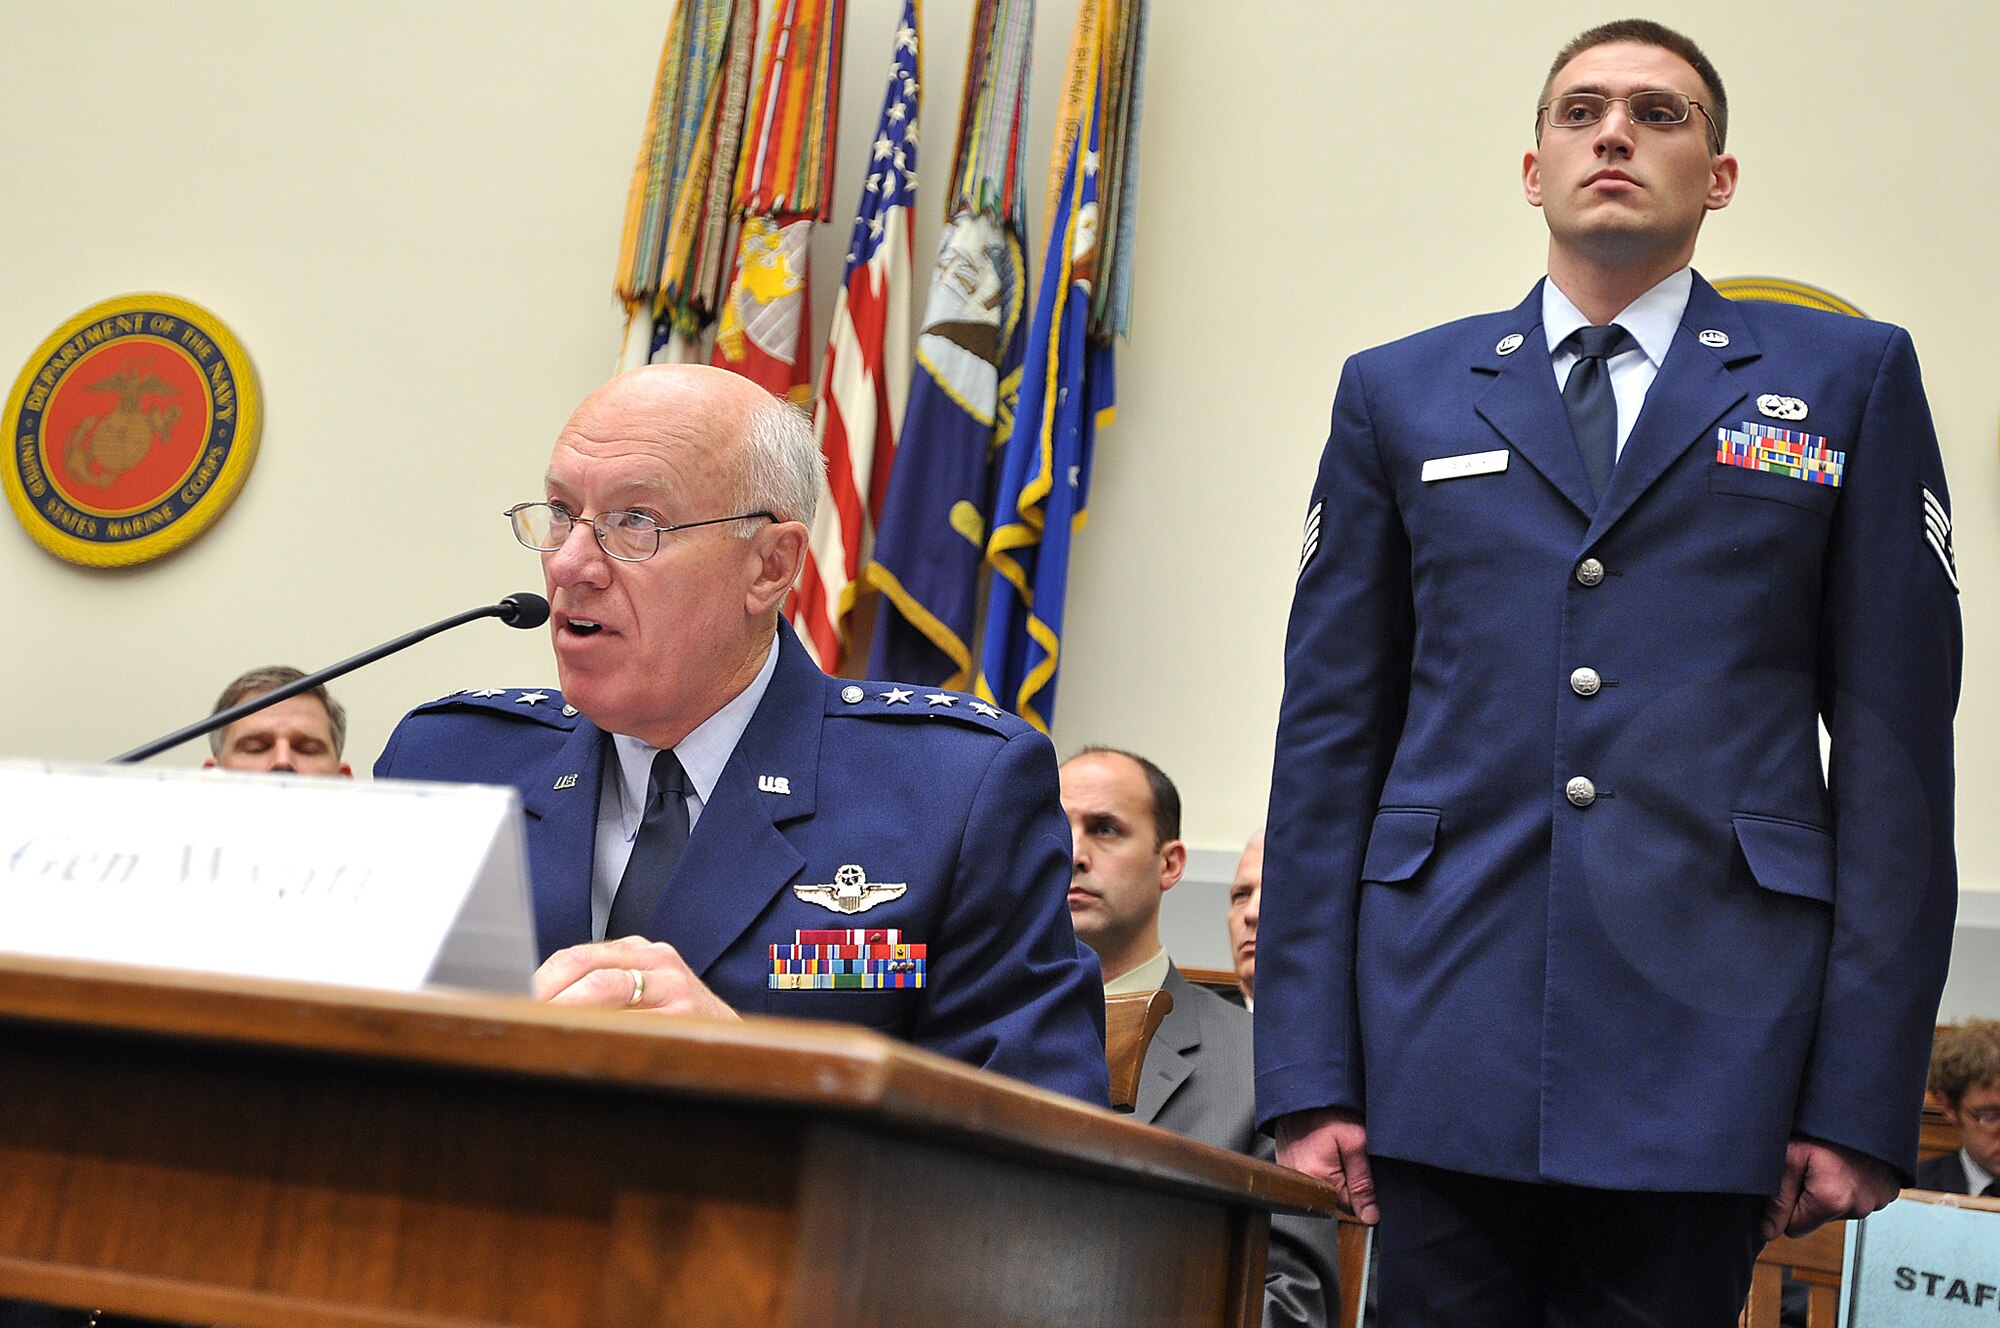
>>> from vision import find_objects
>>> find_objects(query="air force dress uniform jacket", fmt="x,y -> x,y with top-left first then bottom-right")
1255,273 -> 1961,1194
376,622 -> 1111,1106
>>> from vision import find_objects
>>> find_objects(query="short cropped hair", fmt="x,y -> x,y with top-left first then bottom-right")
1929,1020 -> 2000,1107
735,397 -> 822,531
208,666 -> 347,758
1074,746 -> 1182,847
1539,18 -> 1728,151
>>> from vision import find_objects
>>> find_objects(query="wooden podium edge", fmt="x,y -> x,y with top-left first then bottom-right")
0,952 -> 1337,1217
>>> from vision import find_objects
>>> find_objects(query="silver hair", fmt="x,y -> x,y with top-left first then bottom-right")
733,396 -> 821,532
207,665 -> 347,757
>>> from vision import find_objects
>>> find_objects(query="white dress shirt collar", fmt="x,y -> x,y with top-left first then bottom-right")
608,633 -> 782,835
1102,947 -> 1172,997
1541,266 -> 1692,370
1962,1146 -> 1996,1197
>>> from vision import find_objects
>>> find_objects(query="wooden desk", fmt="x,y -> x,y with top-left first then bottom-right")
0,955 -> 1333,1328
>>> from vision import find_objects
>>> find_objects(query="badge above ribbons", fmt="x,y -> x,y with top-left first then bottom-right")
4,294 -> 261,567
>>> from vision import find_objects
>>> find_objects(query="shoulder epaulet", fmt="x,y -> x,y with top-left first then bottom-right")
823,680 -> 1028,736
411,686 -> 580,729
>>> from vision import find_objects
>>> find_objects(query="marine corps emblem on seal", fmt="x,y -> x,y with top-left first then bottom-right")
3,293 -> 261,567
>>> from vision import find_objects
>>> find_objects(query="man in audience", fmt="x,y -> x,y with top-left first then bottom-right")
1060,747 -> 1338,1328
375,364 -> 1107,1104
203,666 -> 352,775
1227,829 -> 1262,1007
1924,1020 -> 2000,1195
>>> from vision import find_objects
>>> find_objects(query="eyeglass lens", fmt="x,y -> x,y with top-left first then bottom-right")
508,504 -> 659,560
1546,91 -> 1689,127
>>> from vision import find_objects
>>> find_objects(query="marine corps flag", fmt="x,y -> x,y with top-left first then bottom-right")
975,0 -> 1146,732
862,0 -> 1033,689
787,0 -> 920,671
711,0 -> 845,404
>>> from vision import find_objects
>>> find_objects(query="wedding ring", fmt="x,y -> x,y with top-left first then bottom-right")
627,968 -> 646,1007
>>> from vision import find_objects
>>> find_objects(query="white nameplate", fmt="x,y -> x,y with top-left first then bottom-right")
1421,449 -> 1510,483
0,760 -> 537,994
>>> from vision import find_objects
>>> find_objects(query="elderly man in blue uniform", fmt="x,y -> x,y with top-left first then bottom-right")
376,364 -> 1108,1105
1257,18 -> 1960,1326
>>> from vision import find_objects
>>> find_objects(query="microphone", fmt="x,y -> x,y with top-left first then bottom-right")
498,591 -> 550,629
111,593 -> 552,764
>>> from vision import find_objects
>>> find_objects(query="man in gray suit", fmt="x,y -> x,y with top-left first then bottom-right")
1060,747 -> 1340,1328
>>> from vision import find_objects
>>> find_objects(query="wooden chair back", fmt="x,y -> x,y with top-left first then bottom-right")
1336,1214 -> 1371,1328
1742,1220 -> 1845,1328
1104,988 -> 1173,1111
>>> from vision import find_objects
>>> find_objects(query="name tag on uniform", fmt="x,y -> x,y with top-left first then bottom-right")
1421,449 -> 1509,483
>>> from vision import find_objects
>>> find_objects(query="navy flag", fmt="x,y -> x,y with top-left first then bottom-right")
861,0 -> 1033,689
863,213 -> 1026,687
975,11 -> 1111,733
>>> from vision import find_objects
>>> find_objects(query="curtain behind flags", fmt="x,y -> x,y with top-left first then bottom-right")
975,0 -> 1148,732
711,0 -> 846,405
787,0 -> 920,672
615,0 -> 759,370
862,0 -> 1034,690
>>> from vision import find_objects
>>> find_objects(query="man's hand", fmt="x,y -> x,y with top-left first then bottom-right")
1276,1107 -> 1378,1225
533,936 -> 740,1019
1761,1137 -> 1902,1241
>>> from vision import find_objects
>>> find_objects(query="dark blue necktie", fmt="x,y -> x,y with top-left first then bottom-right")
1562,323 -> 1635,501
605,749 -> 690,940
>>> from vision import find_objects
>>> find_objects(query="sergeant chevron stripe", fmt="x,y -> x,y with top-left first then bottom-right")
1923,486 -> 1958,592
1299,499 -> 1323,576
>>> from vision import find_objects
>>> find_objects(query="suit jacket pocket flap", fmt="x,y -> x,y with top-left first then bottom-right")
1732,814 -> 1835,904
1361,808 -> 1441,885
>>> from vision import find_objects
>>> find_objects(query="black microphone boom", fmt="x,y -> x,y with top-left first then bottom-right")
111,593 -> 551,765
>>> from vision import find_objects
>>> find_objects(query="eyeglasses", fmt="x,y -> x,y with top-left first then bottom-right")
504,502 -> 775,563
1538,90 -> 1718,151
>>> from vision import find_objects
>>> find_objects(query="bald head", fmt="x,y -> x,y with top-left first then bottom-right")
1228,830 -> 1262,1001
537,365 -> 818,748
563,366 -> 821,531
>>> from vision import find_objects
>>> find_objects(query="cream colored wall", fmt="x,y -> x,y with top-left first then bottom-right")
3,2 -> 1993,895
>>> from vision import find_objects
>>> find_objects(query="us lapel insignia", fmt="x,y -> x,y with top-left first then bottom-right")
553,773 -> 579,791
758,774 -> 792,795
1756,393 -> 1808,422
795,864 -> 907,915
1495,333 -> 1524,355
1698,329 -> 1730,348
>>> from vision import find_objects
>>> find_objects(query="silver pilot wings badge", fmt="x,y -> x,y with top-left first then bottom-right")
794,864 -> 908,915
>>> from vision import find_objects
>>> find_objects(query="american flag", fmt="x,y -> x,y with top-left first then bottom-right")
789,1 -> 918,671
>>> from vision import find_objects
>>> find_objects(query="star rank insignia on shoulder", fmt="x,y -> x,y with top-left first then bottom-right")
828,678 -> 1026,735
412,686 -> 580,728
